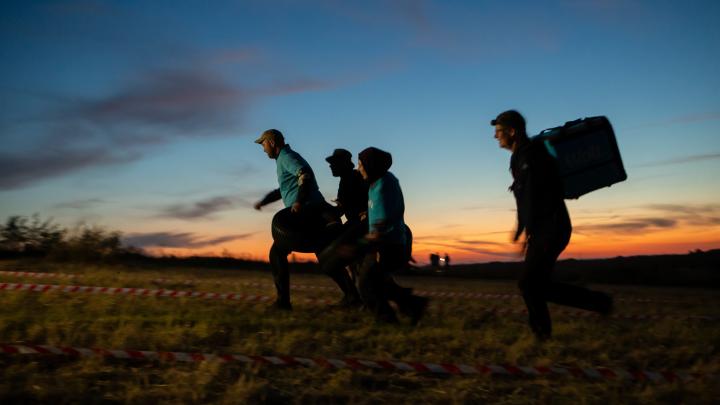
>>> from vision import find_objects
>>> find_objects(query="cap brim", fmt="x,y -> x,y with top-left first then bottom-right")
490,119 -> 498,126
254,137 -> 264,144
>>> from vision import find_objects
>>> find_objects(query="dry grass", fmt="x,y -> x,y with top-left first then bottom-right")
1,260 -> 719,404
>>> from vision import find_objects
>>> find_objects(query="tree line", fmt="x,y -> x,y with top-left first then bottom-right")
0,214 -> 131,261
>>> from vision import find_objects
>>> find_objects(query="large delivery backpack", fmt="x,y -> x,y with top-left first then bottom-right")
535,116 -> 627,199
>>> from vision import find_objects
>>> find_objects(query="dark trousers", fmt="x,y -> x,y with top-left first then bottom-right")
316,220 -> 367,302
519,229 -> 611,339
357,244 -> 416,321
270,215 -> 356,305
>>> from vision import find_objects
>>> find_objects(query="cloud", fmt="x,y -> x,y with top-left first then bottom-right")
574,203 -> 720,236
412,235 -> 513,259
0,149 -> 139,190
157,195 -> 253,220
53,198 -> 106,210
643,203 -> 720,226
624,112 -> 720,131
635,153 -> 720,168
123,231 -> 254,249
68,69 -> 249,143
2,63 -> 341,190
574,218 -> 677,234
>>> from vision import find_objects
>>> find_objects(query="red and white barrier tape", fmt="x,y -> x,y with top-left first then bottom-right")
0,271 -> 684,304
0,282 -> 332,305
1,343 -> 712,383
1,282 -> 716,322
0,270 -> 77,280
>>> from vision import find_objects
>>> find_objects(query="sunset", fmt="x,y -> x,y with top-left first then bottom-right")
2,1 -> 718,264
1,2 -> 719,402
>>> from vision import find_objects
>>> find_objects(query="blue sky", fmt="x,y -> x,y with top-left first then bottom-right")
1,0 -> 719,262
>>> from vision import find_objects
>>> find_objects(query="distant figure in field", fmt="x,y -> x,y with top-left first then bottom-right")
253,129 -> 349,311
443,253 -> 450,268
491,110 -> 612,340
429,253 -> 440,269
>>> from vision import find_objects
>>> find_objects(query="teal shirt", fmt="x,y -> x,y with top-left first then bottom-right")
368,172 -> 406,245
276,145 -> 324,207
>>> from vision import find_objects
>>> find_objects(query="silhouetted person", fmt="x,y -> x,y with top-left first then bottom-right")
253,129 -> 350,311
319,148 -> 366,307
492,110 -> 612,340
429,253 -> 440,271
326,148 -> 368,227
443,253 -> 450,268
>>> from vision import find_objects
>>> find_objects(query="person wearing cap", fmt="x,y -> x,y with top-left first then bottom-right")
492,110 -> 612,340
325,148 -> 368,227
353,147 -> 428,324
253,129 -> 347,310
316,148 -> 368,308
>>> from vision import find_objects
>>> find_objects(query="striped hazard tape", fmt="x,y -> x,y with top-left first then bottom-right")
0,282 -> 332,305
1,281 -> 716,322
0,270 -> 77,280
0,271 -> 685,304
0,343 -> 713,383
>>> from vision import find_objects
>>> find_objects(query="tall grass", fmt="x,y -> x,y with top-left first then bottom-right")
1,261 -> 718,404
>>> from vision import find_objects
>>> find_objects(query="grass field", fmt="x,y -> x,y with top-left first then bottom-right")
1,260 -> 719,404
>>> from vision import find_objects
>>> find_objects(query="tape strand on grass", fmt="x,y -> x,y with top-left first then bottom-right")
1,281 -> 716,322
0,343 -> 712,383
0,270 -> 693,304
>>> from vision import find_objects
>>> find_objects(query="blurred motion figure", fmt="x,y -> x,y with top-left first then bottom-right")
491,110 -> 612,340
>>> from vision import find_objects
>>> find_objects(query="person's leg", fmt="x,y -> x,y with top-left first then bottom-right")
378,246 -> 428,325
269,242 -> 291,309
316,222 -> 365,307
543,228 -> 613,314
519,238 -> 554,340
358,251 -> 397,323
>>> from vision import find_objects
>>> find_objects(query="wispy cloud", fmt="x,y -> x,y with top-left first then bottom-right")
1,63 -> 340,190
123,231 -> 254,249
574,218 -> 677,234
574,203 -> 720,235
635,152 -> 720,168
624,112 -> 720,131
0,149 -> 139,190
157,195 -> 253,220
53,198 -> 106,210
412,234 -> 513,259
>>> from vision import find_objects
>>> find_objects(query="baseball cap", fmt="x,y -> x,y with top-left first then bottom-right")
254,129 -> 284,144
491,110 -> 526,133
325,148 -> 353,163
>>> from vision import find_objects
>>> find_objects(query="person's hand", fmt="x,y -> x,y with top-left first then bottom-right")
253,201 -> 263,211
359,211 -> 367,221
291,202 -> 302,213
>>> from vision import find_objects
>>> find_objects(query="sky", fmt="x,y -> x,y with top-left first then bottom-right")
1,0 -> 719,264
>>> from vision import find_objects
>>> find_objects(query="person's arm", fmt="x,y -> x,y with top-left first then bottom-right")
296,167 -> 314,207
367,180 -> 389,239
281,154 -> 314,212
254,189 -> 281,210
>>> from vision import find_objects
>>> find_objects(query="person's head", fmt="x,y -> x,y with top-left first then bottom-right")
255,129 -> 285,159
491,110 -> 527,151
325,148 -> 354,177
358,147 -> 392,183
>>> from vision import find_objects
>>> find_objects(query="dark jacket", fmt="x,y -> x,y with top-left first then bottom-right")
510,138 -> 570,240
337,170 -> 368,224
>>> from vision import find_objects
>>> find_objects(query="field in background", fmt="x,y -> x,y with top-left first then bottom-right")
1,260 -> 719,404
